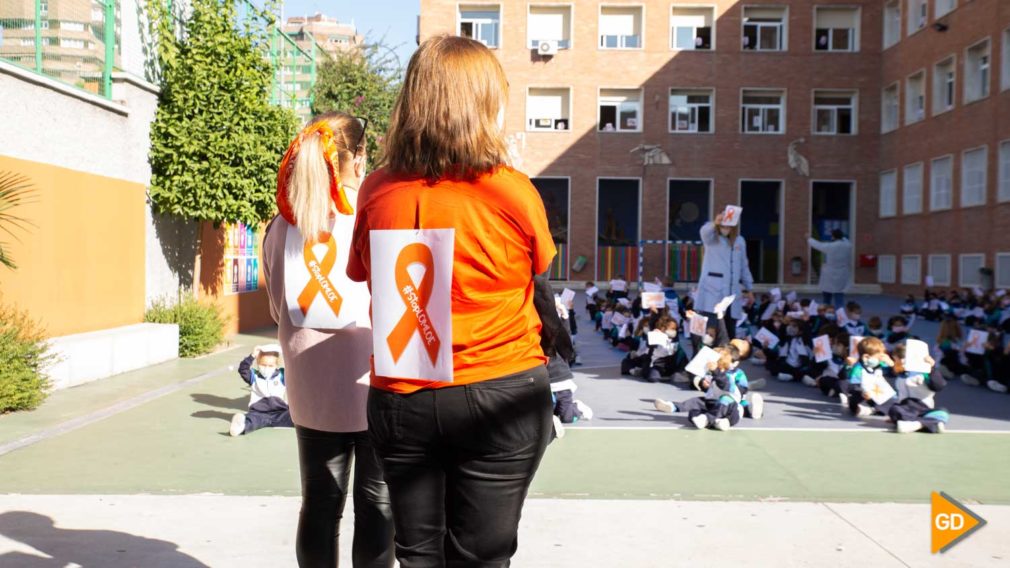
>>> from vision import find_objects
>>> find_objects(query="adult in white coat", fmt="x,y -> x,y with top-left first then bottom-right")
807,229 -> 853,308
695,210 -> 755,343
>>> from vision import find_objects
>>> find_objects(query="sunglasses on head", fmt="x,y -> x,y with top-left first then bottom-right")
352,116 -> 368,153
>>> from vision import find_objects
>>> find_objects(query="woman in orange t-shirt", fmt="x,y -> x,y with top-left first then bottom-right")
347,36 -> 556,567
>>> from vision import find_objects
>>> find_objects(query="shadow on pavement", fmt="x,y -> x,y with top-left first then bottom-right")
190,393 -> 247,411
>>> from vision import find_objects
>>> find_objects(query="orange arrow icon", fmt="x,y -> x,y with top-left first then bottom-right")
931,492 -> 986,554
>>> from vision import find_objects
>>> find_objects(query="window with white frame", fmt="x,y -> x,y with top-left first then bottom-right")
930,155 -> 953,210
814,7 -> 859,52
598,89 -> 642,132
878,254 -> 897,284
965,39 -> 991,103
813,90 -> 856,135
884,1 -> 901,49
901,255 -> 921,285
905,71 -> 925,124
459,5 -> 500,48
1003,28 -> 1010,91
882,83 -> 899,133
961,147 -> 988,207
880,170 -> 897,218
959,254 -> 984,287
19,38 -> 34,47
61,21 -> 85,32
669,89 -> 713,133
928,254 -> 952,286
671,6 -> 714,50
933,56 -> 956,114
1000,141 -> 1010,202
935,0 -> 956,19
742,6 -> 787,52
60,38 -> 85,49
528,5 -> 572,50
907,0 -> 927,36
996,253 -> 1010,288
903,162 -> 923,214
600,6 -> 643,49
527,88 -> 571,131
741,89 -> 785,133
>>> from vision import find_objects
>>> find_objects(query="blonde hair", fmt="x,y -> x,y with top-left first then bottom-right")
279,112 -> 365,242
384,35 -> 510,182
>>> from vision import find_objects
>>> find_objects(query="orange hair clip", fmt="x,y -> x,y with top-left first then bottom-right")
276,120 -> 355,227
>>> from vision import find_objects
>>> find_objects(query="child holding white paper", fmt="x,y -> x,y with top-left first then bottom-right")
654,347 -> 745,430
585,281 -> 601,324
884,315 -> 916,350
844,337 -> 895,416
840,301 -> 868,337
814,331 -> 851,398
768,317 -> 814,384
888,344 -> 949,434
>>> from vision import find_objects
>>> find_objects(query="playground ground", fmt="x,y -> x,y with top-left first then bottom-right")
1,295 -> 1008,566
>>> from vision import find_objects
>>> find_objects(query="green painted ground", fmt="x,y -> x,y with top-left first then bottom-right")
2,349 -> 1009,503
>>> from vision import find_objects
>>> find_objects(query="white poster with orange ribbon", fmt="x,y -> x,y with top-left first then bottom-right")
369,228 -> 455,382
284,216 -> 369,330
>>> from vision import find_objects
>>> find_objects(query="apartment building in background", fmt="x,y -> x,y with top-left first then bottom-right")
418,0 -> 1010,295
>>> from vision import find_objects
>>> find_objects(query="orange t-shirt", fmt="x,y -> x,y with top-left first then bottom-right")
347,166 -> 557,394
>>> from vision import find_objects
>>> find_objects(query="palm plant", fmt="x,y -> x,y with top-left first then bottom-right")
0,171 -> 36,270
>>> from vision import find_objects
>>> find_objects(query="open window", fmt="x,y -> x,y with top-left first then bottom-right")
670,89 -> 713,133
671,7 -> 714,50
814,7 -> 859,52
527,87 -> 571,132
599,89 -> 642,132
813,90 -> 856,135
528,4 -> 572,50
600,5 -> 643,49
458,5 -> 500,48
741,89 -> 784,134
965,39 -> 991,103
742,6 -> 787,51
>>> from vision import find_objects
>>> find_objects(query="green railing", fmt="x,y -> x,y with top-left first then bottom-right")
269,23 -> 324,124
0,0 -> 119,98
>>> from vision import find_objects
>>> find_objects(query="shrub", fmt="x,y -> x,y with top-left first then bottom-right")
145,295 -> 227,358
0,300 -> 54,414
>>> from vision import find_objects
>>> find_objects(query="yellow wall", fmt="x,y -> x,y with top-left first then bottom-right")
0,156 -> 146,336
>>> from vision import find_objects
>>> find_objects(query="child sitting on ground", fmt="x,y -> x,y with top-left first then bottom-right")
769,317 -> 814,384
844,337 -> 895,417
888,344 -> 949,434
814,331 -> 851,398
866,316 -> 885,340
232,345 -> 292,437
841,301 -> 869,337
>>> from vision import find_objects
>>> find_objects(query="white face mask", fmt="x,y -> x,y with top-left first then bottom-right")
702,334 -> 715,346
258,366 -> 277,379
665,330 -> 678,339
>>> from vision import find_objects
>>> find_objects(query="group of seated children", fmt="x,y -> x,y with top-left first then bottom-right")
906,287 -> 1010,332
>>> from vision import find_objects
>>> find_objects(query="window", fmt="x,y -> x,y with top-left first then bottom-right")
741,89 -> 785,134
928,255 -> 952,286
600,6 -> 643,49
933,56 -> 956,114
905,71 -> 925,125
961,147 -> 988,207
930,156 -> 953,210
813,90 -> 856,135
527,87 -> 571,131
901,255 -> 921,285
814,7 -> 859,52
935,0 -> 956,19
1003,28 -> 1010,91
907,0 -> 927,36
19,38 -> 34,47
996,253 -> 1010,288
903,163 -> 923,214
59,38 -> 85,49
879,170 -> 897,218
884,1 -> 901,49
669,89 -> 713,133
882,83 -> 899,133
878,255 -> 897,284
1000,141 -> 1010,202
598,89 -> 642,132
671,7 -> 714,50
965,39 -> 991,103
459,5 -> 500,48
61,21 -> 85,32
528,5 -> 572,49
959,254 -> 985,287
40,0 -> 48,17
742,6 -> 787,52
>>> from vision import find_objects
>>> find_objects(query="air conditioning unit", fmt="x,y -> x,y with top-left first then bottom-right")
537,40 -> 559,55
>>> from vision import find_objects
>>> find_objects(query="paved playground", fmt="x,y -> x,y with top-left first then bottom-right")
1,295 -> 1008,566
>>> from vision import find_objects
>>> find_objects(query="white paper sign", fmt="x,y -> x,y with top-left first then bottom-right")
924,275 -> 935,287
965,330 -> 988,355
786,291 -> 798,303
370,229 -> 455,382
611,312 -> 630,327
996,289 -> 1007,298
903,339 -> 933,374
849,335 -> 865,359
617,298 -> 632,308
786,311 -> 806,320
689,313 -> 709,336
560,288 -> 576,308
641,292 -> 666,310
586,285 -> 600,297
643,282 -> 662,293
861,372 -> 897,406
807,300 -> 819,316
284,217 -> 369,330
714,295 -> 736,316
812,335 -> 831,363
721,205 -> 743,227
770,287 -> 782,300
686,346 -> 722,377
761,302 -> 778,321
836,307 -> 850,326
647,330 -> 669,347
754,327 -> 780,349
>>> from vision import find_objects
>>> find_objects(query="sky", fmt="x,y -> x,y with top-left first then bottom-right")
280,0 -> 420,69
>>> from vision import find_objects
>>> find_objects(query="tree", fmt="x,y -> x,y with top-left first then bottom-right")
311,43 -> 403,171
146,0 -> 299,226
0,172 -> 35,270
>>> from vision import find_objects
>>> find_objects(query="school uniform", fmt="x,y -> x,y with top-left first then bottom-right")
237,355 -> 293,433
680,370 -> 741,427
846,361 -> 895,416
815,354 -> 849,397
843,320 -> 869,338
769,334 -> 812,381
888,368 -> 949,433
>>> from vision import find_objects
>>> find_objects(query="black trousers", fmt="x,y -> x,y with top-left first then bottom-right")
245,408 -> 294,433
295,427 -> 395,568
368,366 -> 553,568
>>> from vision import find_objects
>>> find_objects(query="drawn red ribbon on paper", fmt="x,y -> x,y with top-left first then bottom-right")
297,233 -> 343,317
387,243 -> 441,365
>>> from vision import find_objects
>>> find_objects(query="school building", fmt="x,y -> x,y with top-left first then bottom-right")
418,0 -> 1010,295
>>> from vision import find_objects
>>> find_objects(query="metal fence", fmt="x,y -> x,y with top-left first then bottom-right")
0,0 -> 118,98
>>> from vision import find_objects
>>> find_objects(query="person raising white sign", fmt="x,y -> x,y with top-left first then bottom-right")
694,206 -> 754,345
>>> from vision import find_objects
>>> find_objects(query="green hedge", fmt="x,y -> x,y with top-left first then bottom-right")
145,295 -> 227,358
0,301 -> 53,414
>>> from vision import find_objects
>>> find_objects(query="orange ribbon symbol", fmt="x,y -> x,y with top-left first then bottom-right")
297,233 -> 343,318
387,243 -> 441,365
